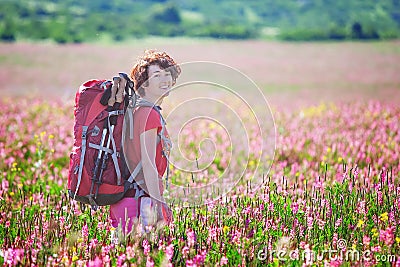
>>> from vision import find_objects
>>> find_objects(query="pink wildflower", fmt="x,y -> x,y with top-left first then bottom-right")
363,235 -> 371,247
208,227 -> 217,241
332,233 -> 338,248
342,172 -> 347,181
193,251 -> 206,265
88,257 -> 102,267
4,248 -> 24,266
165,244 -> 174,261
291,202 -> 299,214
231,229 -> 241,244
102,245 -> 111,256
317,219 -> 325,230
244,205 -> 251,214
126,246 -> 135,260
103,255 -> 111,265
186,229 -> 196,248
377,191 -> 383,205
220,256 -> 228,265
389,211 -> 396,224
329,259 -> 343,267
356,200 -> 367,215
143,239 -> 150,256
117,254 -> 126,267
59,216 -> 65,228
379,226 -> 395,246
371,245 -> 381,252
1,179 -> 9,191
268,203 -> 274,211
334,218 -> 342,229
146,256 -> 154,267
313,180 -> 323,189
307,215 -> 313,230
82,224 -> 88,239
89,238 -> 98,249
182,246 -> 190,258
186,259 -> 196,267
395,257 -> 400,267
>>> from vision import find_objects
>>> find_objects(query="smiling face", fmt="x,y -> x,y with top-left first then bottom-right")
142,64 -> 173,104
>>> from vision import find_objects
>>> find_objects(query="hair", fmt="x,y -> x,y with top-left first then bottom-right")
130,50 -> 181,97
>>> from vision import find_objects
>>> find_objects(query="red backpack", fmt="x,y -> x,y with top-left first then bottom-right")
68,74 -> 144,208
68,78 -> 122,208
68,74 -> 170,212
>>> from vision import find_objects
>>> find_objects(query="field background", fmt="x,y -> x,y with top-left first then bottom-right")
1,39 -> 400,266
1,39 -> 400,111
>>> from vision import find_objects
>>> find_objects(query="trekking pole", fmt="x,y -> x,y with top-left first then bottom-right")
119,72 -> 136,107
100,80 -> 113,105
119,72 -> 134,94
89,118 -> 108,210
95,76 -> 124,198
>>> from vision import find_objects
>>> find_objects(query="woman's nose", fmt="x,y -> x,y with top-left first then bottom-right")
161,74 -> 171,83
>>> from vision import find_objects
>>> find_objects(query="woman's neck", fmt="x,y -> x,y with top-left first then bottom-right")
141,95 -> 163,106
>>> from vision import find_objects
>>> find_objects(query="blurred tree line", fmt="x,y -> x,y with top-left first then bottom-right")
0,0 -> 399,43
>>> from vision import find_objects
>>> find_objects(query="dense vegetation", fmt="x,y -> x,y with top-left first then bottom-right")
1,0 -> 399,43
1,98 -> 399,266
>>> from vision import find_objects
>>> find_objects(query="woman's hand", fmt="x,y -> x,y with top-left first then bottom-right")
141,197 -> 172,229
155,200 -> 172,224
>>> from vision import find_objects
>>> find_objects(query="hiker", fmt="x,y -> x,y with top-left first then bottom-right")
110,50 -> 181,233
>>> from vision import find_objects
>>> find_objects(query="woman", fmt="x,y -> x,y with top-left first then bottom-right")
110,50 -> 181,234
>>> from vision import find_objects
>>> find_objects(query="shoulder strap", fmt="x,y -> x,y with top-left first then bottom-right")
126,98 -> 151,140
137,100 -> 171,190
127,98 -> 165,140
124,98 -> 171,191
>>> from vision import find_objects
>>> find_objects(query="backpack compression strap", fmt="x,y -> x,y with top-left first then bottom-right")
73,126 -> 89,200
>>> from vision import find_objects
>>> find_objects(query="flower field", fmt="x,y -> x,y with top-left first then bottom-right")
1,40 -> 400,266
0,96 -> 399,266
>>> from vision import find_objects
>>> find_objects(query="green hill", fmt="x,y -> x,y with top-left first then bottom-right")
1,0 -> 399,43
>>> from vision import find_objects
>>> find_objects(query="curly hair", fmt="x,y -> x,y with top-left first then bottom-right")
130,50 -> 181,97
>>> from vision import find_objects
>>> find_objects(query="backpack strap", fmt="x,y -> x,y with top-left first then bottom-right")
88,143 -> 113,154
124,99 -> 171,196
128,107 -> 134,140
152,106 -> 172,190
107,111 -> 123,185
127,162 -> 143,184
73,126 -> 89,200
124,162 -> 146,199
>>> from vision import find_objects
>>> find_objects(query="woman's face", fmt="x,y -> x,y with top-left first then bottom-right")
144,64 -> 173,102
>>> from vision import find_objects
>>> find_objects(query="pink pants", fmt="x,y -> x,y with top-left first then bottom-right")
109,197 -> 139,233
